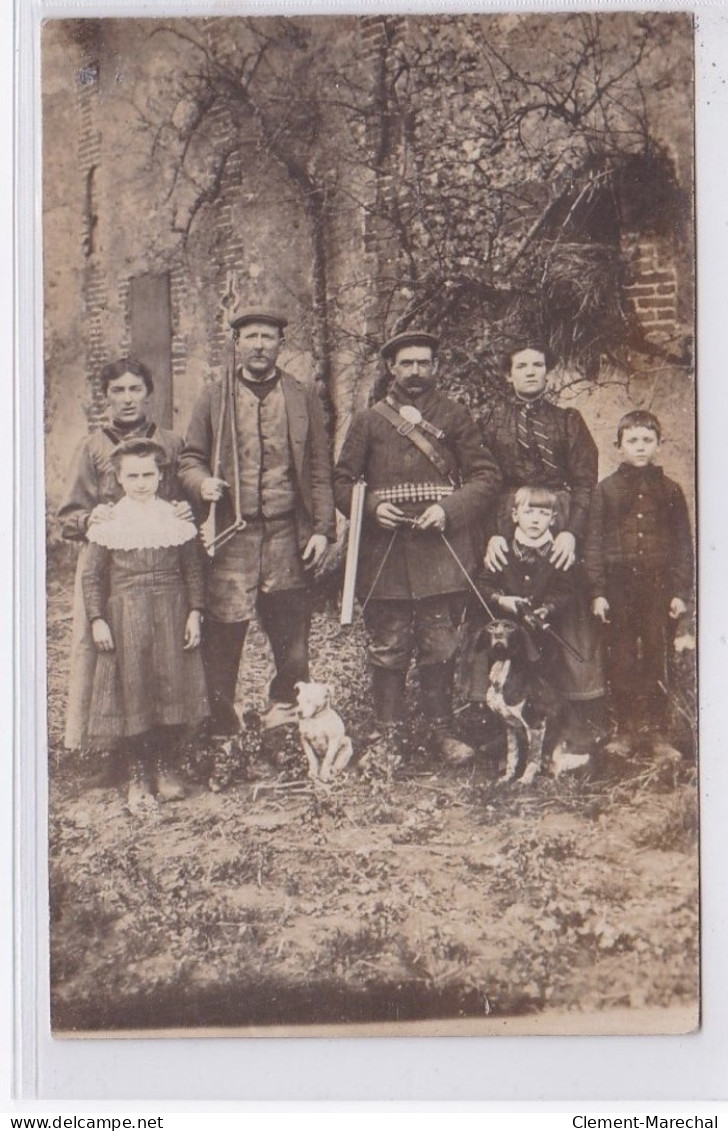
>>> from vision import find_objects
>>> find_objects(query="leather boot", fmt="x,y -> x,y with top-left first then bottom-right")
371,667 -> 407,727
420,663 -> 474,765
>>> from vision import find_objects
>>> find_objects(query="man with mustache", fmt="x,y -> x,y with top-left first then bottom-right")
180,308 -> 335,745
334,330 -> 501,764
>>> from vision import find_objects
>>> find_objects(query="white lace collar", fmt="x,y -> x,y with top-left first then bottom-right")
87,496 -> 198,551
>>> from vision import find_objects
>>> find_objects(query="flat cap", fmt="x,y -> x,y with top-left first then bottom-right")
229,306 -> 288,332
381,329 -> 440,361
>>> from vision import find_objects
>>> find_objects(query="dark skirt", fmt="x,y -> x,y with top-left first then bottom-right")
64,546 -> 99,750
87,549 -> 209,743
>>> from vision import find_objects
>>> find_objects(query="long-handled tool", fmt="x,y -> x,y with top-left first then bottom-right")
200,339 -> 247,556
340,478 -> 367,625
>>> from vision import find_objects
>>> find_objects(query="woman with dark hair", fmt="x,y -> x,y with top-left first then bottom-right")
480,341 -> 596,569
59,357 -> 189,756
463,340 -> 605,754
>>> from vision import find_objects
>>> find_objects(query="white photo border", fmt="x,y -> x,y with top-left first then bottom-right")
11,0 -> 728,1104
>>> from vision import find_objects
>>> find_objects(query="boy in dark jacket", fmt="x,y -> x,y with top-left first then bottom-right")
583,411 -> 694,735
463,485 -> 576,699
479,485 -> 574,629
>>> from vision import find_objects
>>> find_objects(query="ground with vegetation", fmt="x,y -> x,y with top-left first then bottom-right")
47,545 -> 699,1034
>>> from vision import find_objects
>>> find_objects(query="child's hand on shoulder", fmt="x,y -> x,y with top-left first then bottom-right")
184,610 -> 202,650
91,618 -> 114,652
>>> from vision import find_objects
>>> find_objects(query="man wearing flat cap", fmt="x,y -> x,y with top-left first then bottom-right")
334,328 -> 501,764
179,308 -> 335,739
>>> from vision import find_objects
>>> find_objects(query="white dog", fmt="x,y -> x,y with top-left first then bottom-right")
294,681 -> 354,783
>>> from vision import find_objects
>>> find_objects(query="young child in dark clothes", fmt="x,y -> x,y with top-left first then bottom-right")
463,485 -> 576,695
583,410 -> 694,737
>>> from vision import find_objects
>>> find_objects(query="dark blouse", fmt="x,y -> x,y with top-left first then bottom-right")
479,398 -> 598,538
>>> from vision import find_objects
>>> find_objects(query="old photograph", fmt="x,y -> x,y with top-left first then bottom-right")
43,11 -> 698,1036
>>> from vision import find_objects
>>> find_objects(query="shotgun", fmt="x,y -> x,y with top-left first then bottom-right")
340,478 -> 366,626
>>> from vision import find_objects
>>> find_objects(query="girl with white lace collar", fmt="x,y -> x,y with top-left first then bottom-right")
82,439 -> 209,814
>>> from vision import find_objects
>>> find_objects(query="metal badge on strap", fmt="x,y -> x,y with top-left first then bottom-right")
374,398 -> 455,483
397,404 -> 422,435
390,399 -> 445,440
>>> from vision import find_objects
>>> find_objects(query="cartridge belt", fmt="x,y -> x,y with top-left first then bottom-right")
376,483 -> 455,505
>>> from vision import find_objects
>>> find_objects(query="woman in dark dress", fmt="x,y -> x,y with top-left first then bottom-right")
464,341 -> 606,752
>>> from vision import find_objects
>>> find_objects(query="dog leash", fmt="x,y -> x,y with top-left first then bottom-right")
439,532 -> 498,621
360,527 -> 400,614
439,531 -> 586,662
537,622 -> 585,663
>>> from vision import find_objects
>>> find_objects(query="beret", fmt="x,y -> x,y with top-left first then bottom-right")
381,330 -> 440,361
229,307 -> 288,332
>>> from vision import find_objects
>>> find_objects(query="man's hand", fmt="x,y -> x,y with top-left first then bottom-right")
592,597 -> 610,623
549,530 -> 576,571
674,632 -> 696,653
416,503 -> 446,532
484,535 -> 509,572
375,502 -> 406,530
302,534 -> 328,570
91,618 -> 114,652
200,477 -> 228,503
87,503 -> 114,528
669,597 -> 688,619
184,610 -> 202,650
497,595 -> 530,616
172,499 -> 195,523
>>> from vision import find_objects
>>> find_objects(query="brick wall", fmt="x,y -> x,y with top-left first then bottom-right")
75,22 -> 108,429
43,16 -> 693,506
623,236 -> 679,340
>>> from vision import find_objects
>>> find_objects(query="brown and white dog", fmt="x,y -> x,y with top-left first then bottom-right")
476,619 -> 562,785
294,681 -> 354,783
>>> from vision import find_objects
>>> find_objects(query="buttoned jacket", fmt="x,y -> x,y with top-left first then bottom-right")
478,539 -> 575,620
179,370 -> 336,549
583,463 -> 693,601
334,386 -> 501,600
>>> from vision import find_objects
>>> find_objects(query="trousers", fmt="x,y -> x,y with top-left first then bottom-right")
604,566 -> 669,729
363,595 -> 464,671
203,589 -> 312,735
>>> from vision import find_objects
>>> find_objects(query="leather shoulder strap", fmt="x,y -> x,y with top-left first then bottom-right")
373,400 -> 455,482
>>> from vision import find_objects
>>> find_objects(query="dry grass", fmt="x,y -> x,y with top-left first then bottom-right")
47,544 -> 700,1033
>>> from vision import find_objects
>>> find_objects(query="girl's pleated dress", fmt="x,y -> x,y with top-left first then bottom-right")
81,496 -> 209,744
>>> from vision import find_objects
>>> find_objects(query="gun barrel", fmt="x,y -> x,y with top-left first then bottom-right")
340,480 -> 367,626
